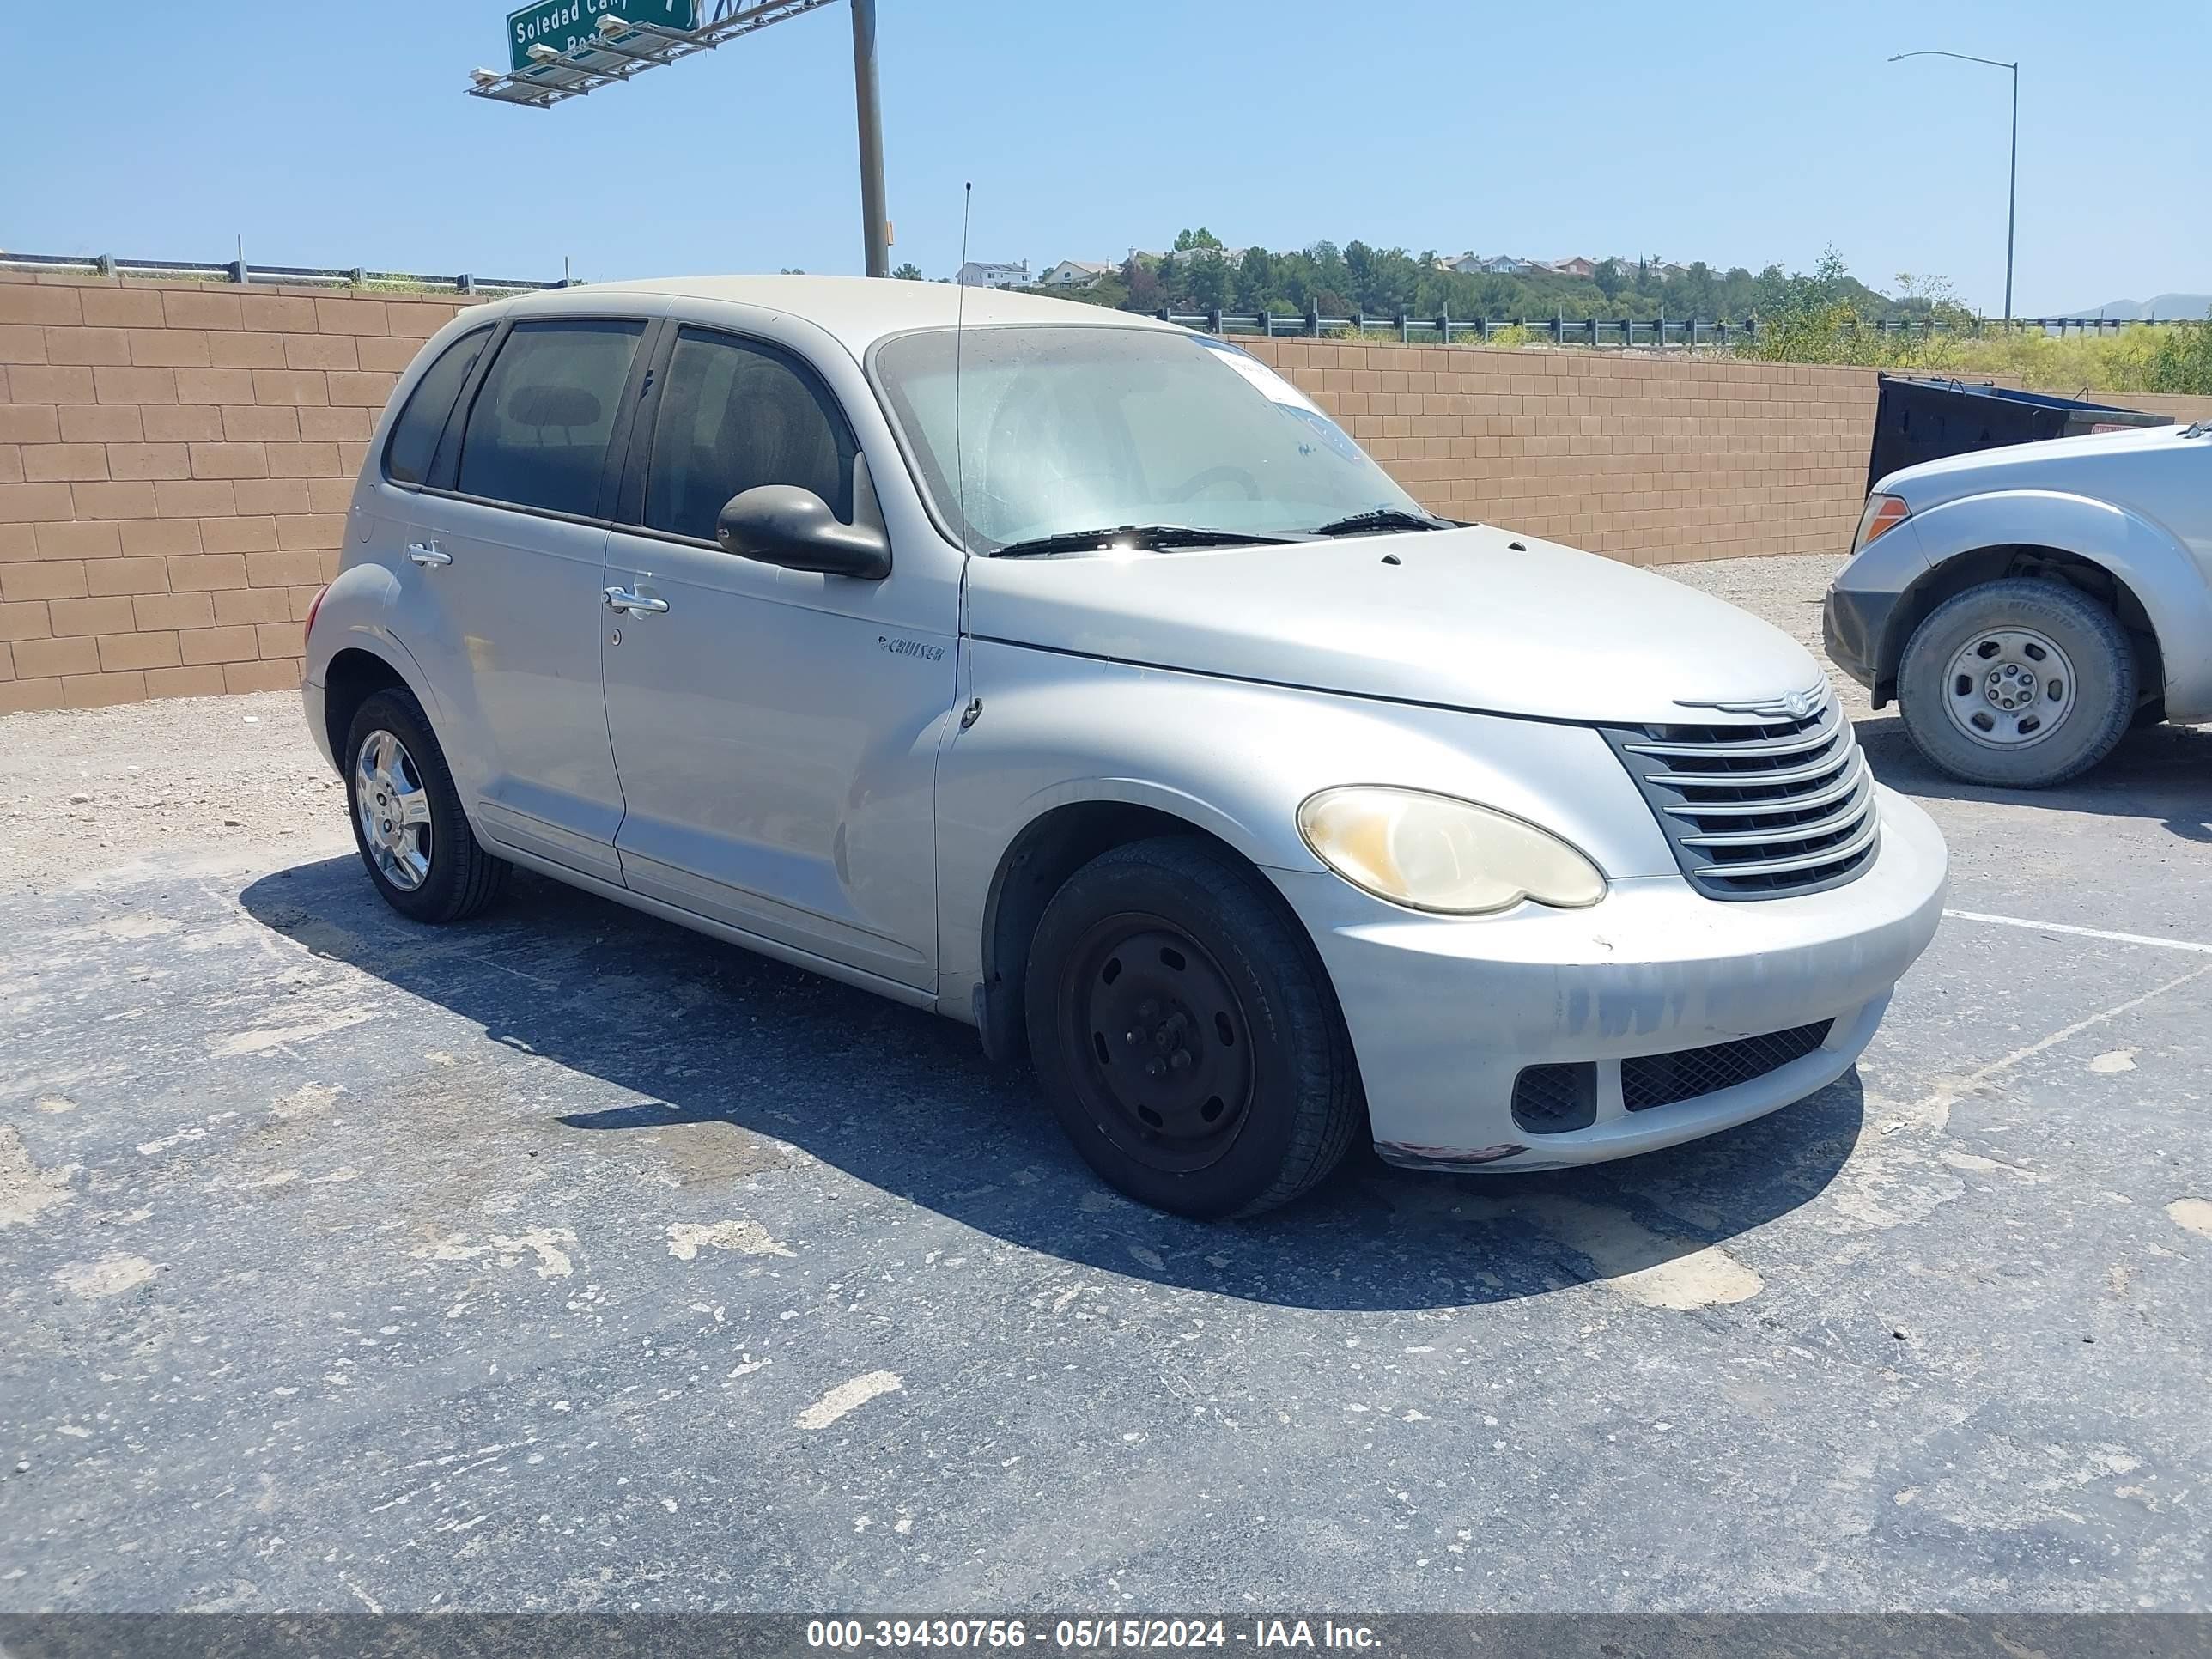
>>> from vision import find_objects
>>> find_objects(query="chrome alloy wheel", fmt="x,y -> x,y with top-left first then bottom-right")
353,728 -> 434,891
1942,627 -> 2077,749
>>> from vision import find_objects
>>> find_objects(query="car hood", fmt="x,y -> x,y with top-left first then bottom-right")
964,524 -> 1827,726
1880,419 -> 2196,502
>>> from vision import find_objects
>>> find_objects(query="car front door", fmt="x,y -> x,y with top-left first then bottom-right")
403,314 -> 652,884
599,322 -> 958,992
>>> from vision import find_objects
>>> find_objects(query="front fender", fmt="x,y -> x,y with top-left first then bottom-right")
933,639 -> 1676,997
1902,489 -> 2212,715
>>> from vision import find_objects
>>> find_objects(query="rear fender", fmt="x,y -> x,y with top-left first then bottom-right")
306,561 -> 447,753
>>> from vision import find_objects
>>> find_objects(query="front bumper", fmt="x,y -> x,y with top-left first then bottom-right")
1275,784 -> 1948,1170
1821,583 -> 1904,703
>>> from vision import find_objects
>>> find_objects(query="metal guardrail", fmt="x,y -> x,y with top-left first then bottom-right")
7,253 -> 2186,343
1147,308 -> 2194,349
0,251 -> 568,295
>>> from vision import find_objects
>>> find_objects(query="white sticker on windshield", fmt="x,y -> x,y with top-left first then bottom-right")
1193,337 -> 1327,416
1194,337 -> 1364,464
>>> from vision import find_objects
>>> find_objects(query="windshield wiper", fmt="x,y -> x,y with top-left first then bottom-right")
1306,507 -> 1454,537
991,524 -> 1298,559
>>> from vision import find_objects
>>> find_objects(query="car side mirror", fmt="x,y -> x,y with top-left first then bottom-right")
715,485 -> 890,580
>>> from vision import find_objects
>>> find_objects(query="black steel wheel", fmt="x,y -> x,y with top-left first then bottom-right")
1058,917 -> 1258,1176
1024,836 -> 1364,1218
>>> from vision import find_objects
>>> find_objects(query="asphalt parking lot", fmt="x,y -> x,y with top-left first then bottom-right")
3,553 -> 2209,1613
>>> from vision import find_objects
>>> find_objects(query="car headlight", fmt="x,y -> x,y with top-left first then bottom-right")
1296,787 -> 1607,915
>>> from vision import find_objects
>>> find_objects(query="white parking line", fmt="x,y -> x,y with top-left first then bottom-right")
1943,908 -> 2212,957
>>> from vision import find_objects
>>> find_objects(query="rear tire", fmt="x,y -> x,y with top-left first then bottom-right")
1024,836 -> 1364,1219
343,688 -> 508,924
1896,577 -> 2135,788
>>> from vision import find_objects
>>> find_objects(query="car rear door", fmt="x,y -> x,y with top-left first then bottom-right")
401,313 -> 655,884
599,320 -> 958,991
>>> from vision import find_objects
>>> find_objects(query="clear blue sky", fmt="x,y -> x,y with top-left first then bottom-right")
3,0 -> 2205,314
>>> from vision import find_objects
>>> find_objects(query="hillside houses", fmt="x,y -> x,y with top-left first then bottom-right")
1437,252 -> 1602,277
956,259 -> 1030,289
1037,258 -> 1115,288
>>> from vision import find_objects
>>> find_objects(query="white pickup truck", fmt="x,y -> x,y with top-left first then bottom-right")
1825,415 -> 2212,787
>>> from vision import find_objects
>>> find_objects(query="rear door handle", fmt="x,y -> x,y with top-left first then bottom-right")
604,585 -> 670,616
407,542 -> 452,568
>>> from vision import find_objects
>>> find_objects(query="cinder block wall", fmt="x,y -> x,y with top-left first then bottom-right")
5,269 -> 2210,714
1,274 -> 482,714
1244,338 -> 1886,564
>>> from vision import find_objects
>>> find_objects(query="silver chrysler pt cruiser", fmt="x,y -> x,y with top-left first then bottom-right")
303,277 -> 1947,1218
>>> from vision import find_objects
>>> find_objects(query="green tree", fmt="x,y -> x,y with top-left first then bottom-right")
891,262 -> 922,282
1186,248 -> 1230,313
1121,254 -> 1162,311
1676,260 -> 1718,319
1173,227 -> 1223,252
1233,246 -> 1275,313
1593,258 -> 1622,301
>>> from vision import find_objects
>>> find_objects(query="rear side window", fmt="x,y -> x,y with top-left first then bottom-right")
643,327 -> 857,542
457,319 -> 646,517
382,326 -> 492,486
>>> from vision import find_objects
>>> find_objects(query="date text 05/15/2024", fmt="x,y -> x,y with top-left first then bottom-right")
805,1619 -> 1383,1650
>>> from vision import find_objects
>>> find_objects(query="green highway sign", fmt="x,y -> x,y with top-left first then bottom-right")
507,0 -> 702,72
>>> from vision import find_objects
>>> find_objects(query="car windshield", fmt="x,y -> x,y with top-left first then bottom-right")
871,325 -> 1429,554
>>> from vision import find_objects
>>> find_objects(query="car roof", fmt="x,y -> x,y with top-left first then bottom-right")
500,274 -> 1176,355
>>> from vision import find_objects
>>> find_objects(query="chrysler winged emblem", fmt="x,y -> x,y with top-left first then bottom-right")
1675,684 -> 1827,721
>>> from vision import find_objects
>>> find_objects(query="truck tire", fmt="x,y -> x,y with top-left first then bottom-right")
1024,836 -> 1364,1219
1896,577 -> 2136,788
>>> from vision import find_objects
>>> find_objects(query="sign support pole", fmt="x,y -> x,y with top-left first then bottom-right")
850,0 -> 889,278
477,0 -> 889,277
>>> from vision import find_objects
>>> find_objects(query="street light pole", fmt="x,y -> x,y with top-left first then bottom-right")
1890,50 -> 2021,321
2004,62 -> 2017,322
850,0 -> 889,278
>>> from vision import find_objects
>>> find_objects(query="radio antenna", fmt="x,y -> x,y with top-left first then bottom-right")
954,180 -> 971,543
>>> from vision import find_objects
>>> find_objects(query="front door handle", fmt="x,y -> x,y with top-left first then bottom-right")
407,541 -> 452,568
604,585 -> 670,616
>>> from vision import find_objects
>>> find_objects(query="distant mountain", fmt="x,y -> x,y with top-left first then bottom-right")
2063,293 -> 2211,320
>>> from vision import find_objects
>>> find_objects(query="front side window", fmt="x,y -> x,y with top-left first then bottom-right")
643,328 -> 857,542
871,325 -> 1424,552
383,325 -> 492,486
457,319 -> 645,517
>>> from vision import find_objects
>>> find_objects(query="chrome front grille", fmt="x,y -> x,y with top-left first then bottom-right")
1602,690 -> 1880,900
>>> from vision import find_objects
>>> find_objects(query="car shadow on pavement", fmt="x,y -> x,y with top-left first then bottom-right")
242,856 -> 1863,1314
1856,710 -> 2212,842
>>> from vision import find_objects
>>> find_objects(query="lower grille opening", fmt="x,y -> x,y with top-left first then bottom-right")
1511,1062 -> 1598,1134
1622,1020 -> 1835,1112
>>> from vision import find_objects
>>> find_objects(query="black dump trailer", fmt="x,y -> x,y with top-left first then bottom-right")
1866,375 -> 2174,494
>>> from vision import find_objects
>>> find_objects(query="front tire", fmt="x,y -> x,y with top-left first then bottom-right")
1896,577 -> 2136,788
343,689 -> 508,923
1024,836 -> 1364,1219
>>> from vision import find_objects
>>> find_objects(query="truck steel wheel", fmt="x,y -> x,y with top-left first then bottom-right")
1024,836 -> 1364,1219
343,689 -> 508,924
1897,578 -> 2136,788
